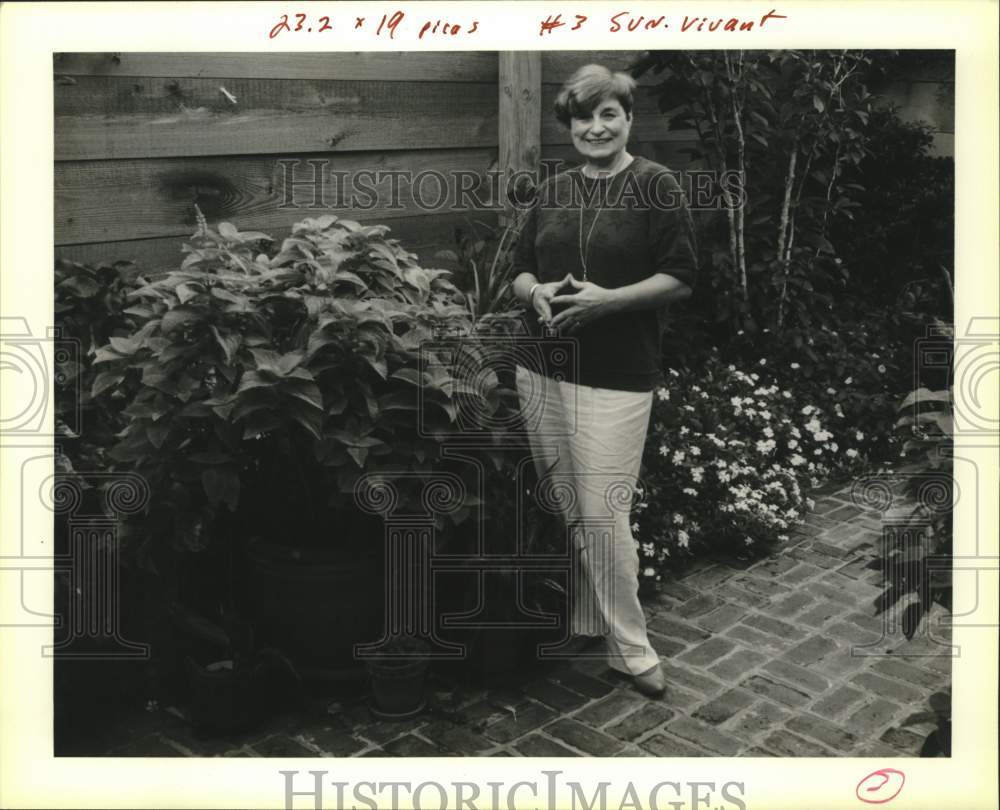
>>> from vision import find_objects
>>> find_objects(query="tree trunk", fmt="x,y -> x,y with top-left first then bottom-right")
776,148 -> 798,328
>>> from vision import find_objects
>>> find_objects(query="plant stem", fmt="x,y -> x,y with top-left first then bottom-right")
776,148 -> 798,328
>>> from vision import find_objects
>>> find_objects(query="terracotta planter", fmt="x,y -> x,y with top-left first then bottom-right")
245,539 -> 384,674
366,656 -> 429,719
185,658 -> 263,735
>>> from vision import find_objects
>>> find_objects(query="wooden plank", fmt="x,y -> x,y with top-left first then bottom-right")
55,77 -> 497,160
55,148 -> 500,244
53,52 -> 498,82
542,51 -> 658,85
54,211 -> 493,276
498,53 -> 541,220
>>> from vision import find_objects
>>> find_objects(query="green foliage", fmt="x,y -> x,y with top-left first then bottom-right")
834,110 -> 954,313
636,50 -> 879,335
438,214 -> 522,323
902,690 -> 951,757
636,351 -> 873,576
53,258 -> 148,515
723,308 -> 908,464
871,375 -> 954,639
90,215 -> 519,555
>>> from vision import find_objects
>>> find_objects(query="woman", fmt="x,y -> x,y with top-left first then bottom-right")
511,64 -> 698,697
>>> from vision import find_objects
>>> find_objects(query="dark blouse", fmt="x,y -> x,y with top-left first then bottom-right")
512,156 -> 699,392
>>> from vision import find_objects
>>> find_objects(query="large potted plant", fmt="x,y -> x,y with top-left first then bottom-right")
93,213 -> 520,676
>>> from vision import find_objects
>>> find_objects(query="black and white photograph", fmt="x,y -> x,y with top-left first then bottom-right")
2,3 -> 998,809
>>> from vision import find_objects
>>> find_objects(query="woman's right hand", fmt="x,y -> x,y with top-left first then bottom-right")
531,273 -> 574,324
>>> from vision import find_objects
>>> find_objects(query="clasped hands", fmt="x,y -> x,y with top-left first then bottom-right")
531,273 -> 615,334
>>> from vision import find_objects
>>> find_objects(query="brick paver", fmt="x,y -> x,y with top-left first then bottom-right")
98,475 -> 950,758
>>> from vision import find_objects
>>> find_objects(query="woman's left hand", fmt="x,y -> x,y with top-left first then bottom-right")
549,276 -> 617,333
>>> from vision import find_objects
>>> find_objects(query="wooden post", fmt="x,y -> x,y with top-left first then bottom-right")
498,52 -> 541,223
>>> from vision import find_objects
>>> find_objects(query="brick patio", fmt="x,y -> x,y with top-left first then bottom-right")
104,474 -> 951,758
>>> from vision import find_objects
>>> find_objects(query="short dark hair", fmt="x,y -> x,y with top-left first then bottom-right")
553,64 -> 637,127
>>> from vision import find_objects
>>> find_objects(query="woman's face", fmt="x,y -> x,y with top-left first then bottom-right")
570,97 -> 632,164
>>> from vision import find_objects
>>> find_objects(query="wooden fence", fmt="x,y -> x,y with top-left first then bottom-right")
53,51 -> 953,273
53,50 -> 691,273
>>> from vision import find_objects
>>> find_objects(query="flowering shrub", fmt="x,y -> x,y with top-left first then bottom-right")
725,308 -> 907,464
634,350 -> 871,577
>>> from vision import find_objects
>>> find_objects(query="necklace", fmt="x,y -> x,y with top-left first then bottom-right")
578,153 -> 633,280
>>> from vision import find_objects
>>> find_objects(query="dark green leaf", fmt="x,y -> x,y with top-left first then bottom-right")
201,466 -> 240,511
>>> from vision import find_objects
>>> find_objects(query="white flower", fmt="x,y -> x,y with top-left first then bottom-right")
805,418 -> 822,433
679,426 -> 689,436
632,522 -> 641,534
878,364 -> 886,373
789,454 -> 806,466
813,448 -> 823,455
673,513 -> 684,525
668,368 -> 680,378
801,405 -> 815,416
643,567 -> 655,577
728,364 -> 736,371
700,391 -> 709,398
760,410 -> 772,421
763,426 -> 774,438
677,529 -> 690,548
682,405 -> 696,412
642,542 -> 655,555
846,448 -> 859,458
782,390 -> 792,399
826,387 -> 837,395
790,362 -> 800,369
844,376 -> 853,385
855,430 -> 864,441
759,358 -> 767,366
672,450 -> 685,464
829,442 -> 839,452
682,487 -> 698,497
790,427 -> 801,438
659,444 -> 669,456
690,446 -> 701,456
656,387 -> 671,401
787,439 -> 798,449
691,466 -> 704,483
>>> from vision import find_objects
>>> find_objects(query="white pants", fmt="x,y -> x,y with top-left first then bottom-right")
516,365 -> 659,676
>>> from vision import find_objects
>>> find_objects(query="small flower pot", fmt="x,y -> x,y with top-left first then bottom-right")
184,658 -> 264,736
366,655 -> 429,719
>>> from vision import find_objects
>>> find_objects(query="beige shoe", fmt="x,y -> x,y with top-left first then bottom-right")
632,663 -> 666,697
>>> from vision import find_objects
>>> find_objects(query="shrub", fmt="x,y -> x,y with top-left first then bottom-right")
635,350 -> 871,576
54,258 -> 144,473
723,306 -> 909,464
90,214 -> 519,560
